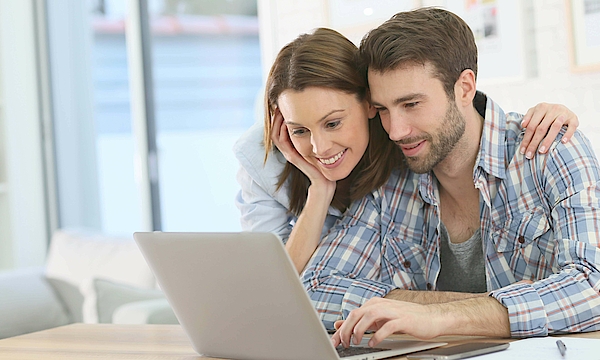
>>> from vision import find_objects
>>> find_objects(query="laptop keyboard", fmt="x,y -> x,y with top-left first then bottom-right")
336,346 -> 389,358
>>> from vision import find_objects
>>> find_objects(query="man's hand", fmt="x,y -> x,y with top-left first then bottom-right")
331,298 -> 444,348
331,296 -> 510,348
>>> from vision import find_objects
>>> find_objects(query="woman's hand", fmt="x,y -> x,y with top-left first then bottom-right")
520,103 -> 579,159
271,107 -> 336,273
271,108 -> 335,192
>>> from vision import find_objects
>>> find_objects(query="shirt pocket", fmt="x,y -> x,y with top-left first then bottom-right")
382,231 -> 428,290
491,206 -> 551,253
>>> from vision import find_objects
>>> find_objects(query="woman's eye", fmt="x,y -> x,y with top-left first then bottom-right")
290,128 -> 307,136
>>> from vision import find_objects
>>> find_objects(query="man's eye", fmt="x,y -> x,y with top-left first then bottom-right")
326,121 -> 340,129
405,102 -> 419,108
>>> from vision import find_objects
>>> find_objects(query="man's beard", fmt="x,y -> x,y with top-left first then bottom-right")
398,101 -> 466,174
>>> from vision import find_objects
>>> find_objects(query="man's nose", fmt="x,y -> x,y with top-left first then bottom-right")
385,112 -> 411,142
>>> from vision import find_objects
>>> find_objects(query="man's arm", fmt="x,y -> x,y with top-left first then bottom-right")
332,295 -> 510,347
489,130 -> 600,337
384,288 -> 485,304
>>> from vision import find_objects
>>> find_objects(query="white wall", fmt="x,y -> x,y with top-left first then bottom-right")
258,0 -> 329,79
258,0 -> 600,155
481,0 -> 600,157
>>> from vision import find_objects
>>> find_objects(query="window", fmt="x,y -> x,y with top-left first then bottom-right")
47,0 -> 261,235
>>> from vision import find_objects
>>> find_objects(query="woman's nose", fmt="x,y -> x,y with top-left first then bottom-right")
310,133 -> 332,156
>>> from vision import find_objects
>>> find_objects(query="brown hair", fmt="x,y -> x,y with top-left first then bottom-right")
359,7 -> 478,97
263,28 -> 402,216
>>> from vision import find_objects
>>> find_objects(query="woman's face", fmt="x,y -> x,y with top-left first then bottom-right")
277,87 -> 375,182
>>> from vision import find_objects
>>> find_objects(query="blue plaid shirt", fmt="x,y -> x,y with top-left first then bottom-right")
301,94 -> 600,337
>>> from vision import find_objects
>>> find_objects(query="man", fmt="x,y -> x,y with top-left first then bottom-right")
300,7 -> 600,347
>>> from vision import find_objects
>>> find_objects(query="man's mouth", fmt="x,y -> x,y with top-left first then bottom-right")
398,139 -> 425,150
402,142 -> 422,150
397,140 -> 426,156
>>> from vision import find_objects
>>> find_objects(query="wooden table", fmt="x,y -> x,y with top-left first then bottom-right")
1,324 -> 599,360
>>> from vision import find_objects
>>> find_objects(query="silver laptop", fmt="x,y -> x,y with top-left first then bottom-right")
133,232 -> 446,360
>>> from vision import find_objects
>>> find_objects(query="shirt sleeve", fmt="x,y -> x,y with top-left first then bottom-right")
301,192 -> 396,330
235,166 -> 293,242
490,131 -> 600,337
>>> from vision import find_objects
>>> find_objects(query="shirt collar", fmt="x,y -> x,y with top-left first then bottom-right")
476,92 -> 507,180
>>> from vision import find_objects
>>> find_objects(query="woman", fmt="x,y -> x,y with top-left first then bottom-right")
234,28 -> 579,273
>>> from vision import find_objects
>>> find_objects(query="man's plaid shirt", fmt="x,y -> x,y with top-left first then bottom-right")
301,94 -> 600,337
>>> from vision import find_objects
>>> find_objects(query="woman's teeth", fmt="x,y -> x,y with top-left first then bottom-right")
319,150 -> 345,165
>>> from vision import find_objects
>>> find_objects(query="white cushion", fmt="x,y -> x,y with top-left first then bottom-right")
113,298 -> 178,325
45,229 -> 155,290
0,267 -> 70,338
80,277 -> 165,324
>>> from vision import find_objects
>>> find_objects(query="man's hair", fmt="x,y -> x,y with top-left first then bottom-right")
359,7 -> 478,97
263,28 -> 402,215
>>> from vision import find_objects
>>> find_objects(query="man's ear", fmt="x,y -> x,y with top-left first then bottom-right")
365,88 -> 378,119
454,69 -> 477,107
367,102 -> 377,119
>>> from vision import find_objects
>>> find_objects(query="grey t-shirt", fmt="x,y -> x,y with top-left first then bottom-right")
436,222 -> 487,293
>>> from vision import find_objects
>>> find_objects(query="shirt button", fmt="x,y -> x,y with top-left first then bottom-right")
518,236 -> 525,244
426,283 -> 433,290
403,260 -> 411,268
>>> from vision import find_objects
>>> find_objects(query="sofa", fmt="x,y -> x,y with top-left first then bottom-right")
0,229 -> 178,339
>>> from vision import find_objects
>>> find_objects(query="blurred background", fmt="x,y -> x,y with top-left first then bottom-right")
1,0 -> 599,270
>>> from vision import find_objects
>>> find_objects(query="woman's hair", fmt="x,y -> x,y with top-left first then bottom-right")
263,27 -> 402,216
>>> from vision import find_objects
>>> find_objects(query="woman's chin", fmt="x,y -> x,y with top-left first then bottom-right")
323,169 -> 352,183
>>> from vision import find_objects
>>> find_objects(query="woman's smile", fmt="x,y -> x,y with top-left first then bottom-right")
317,149 -> 347,166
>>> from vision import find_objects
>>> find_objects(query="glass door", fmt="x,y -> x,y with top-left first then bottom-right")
147,0 -> 262,231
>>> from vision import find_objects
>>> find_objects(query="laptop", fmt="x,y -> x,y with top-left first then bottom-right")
133,232 -> 446,360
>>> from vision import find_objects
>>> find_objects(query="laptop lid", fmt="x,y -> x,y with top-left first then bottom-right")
134,232 -> 445,360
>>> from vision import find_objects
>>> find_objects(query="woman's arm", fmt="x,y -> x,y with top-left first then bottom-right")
234,124 -> 294,241
270,108 -> 336,274
235,166 -> 293,240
